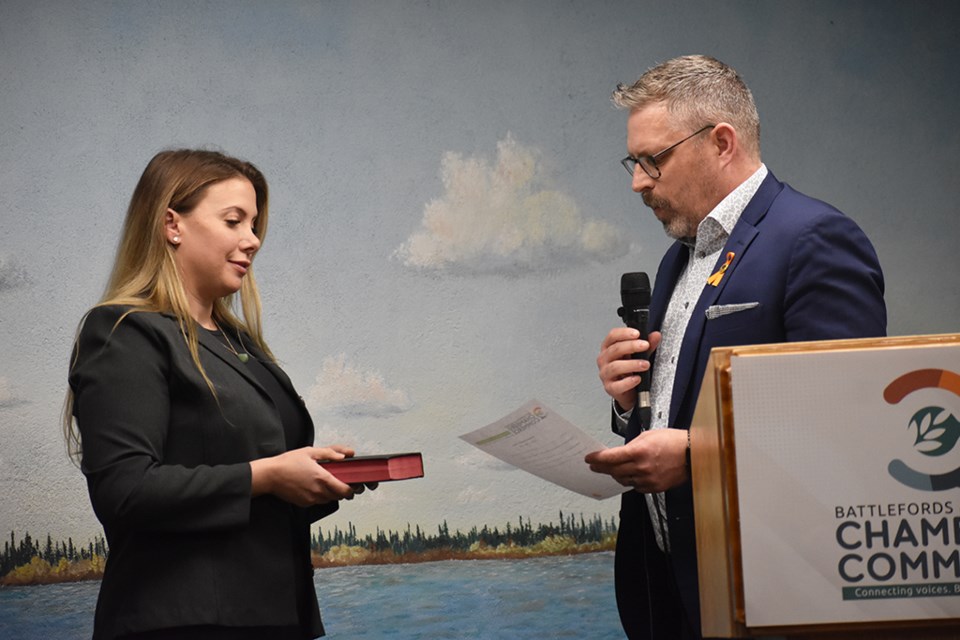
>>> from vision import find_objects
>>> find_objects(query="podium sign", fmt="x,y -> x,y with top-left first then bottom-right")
692,335 -> 960,638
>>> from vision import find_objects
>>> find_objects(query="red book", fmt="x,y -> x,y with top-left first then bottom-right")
319,452 -> 424,484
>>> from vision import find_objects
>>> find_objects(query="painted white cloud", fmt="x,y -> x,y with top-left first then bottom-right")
394,133 -> 629,275
307,354 -> 412,418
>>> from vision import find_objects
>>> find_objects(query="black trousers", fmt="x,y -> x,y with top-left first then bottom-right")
615,491 -> 700,640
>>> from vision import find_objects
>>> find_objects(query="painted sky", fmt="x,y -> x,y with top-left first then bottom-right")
1,1 -> 958,544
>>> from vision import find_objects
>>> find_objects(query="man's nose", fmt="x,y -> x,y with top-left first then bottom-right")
631,167 -> 655,193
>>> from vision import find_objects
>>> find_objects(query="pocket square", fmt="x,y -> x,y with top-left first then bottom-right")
705,302 -> 759,320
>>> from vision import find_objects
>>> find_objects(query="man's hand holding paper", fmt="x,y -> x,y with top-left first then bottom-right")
585,428 -> 688,493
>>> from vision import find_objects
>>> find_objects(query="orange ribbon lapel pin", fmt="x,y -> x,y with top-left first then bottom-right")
706,251 -> 736,287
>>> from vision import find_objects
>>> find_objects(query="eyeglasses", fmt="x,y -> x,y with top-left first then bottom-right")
620,124 -> 715,180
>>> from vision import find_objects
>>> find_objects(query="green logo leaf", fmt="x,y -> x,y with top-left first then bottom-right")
909,406 -> 960,457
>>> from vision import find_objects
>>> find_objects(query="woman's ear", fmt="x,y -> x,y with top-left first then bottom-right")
165,208 -> 182,246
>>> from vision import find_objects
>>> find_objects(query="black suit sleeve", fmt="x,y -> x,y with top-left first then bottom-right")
70,306 -> 252,534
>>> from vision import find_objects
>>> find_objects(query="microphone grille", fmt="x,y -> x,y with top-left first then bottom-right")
620,272 -> 651,307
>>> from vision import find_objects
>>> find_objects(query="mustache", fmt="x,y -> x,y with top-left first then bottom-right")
642,193 -> 670,210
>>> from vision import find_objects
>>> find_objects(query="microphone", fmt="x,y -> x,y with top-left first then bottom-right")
618,272 -> 651,431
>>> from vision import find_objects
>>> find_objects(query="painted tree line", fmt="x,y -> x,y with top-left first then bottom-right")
313,511 -> 618,556
2,530 -> 107,577
1,512 -> 618,585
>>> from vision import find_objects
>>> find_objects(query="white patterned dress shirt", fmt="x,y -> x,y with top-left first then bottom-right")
624,164 -> 768,553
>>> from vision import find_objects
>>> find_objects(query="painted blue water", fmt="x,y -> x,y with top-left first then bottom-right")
0,552 -> 625,639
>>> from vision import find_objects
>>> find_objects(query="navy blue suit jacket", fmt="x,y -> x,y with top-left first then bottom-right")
617,171 -> 886,638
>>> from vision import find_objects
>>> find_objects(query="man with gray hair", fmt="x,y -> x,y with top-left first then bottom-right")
587,55 -> 885,639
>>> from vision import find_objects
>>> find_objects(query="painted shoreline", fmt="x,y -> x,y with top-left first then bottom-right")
1,536 -> 616,588
2,514 -> 619,587
312,536 -> 616,568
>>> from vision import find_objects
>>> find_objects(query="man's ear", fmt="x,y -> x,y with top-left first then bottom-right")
165,208 -> 182,245
711,123 -> 738,164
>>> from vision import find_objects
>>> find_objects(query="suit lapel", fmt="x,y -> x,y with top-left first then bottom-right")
198,328 -> 299,401
197,327 -> 267,393
667,173 -> 784,425
650,242 -> 688,332
255,351 -> 301,401
198,327 -> 315,446
241,340 -> 317,447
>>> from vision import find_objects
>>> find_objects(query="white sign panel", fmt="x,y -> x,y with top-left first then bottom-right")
731,345 -> 960,627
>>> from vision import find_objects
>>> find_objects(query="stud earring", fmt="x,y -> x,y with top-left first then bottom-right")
172,235 -> 181,245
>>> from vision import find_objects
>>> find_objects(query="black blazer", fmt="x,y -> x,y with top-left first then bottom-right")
70,305 -> 337,640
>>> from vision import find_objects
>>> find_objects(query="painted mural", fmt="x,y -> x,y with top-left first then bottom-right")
1,1 -> 958,637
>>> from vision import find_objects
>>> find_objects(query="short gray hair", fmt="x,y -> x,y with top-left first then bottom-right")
613,55 -> 761,159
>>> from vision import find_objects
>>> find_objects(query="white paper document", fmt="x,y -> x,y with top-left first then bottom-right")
459,400 -> 628,500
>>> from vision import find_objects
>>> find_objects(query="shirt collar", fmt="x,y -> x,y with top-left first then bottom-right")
684,164 -> 768,254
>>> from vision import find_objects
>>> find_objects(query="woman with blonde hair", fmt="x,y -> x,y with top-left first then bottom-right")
65,148 -> 366,640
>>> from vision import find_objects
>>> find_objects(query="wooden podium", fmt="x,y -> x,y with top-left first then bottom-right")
690,334 -> 960,639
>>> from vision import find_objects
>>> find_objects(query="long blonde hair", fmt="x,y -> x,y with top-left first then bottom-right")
64,149 -> 274,461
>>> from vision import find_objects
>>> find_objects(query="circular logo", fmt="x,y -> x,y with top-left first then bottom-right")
884,369 -> 960,491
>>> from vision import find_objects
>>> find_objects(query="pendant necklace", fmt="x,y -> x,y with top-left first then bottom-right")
216,322 -> 250,363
